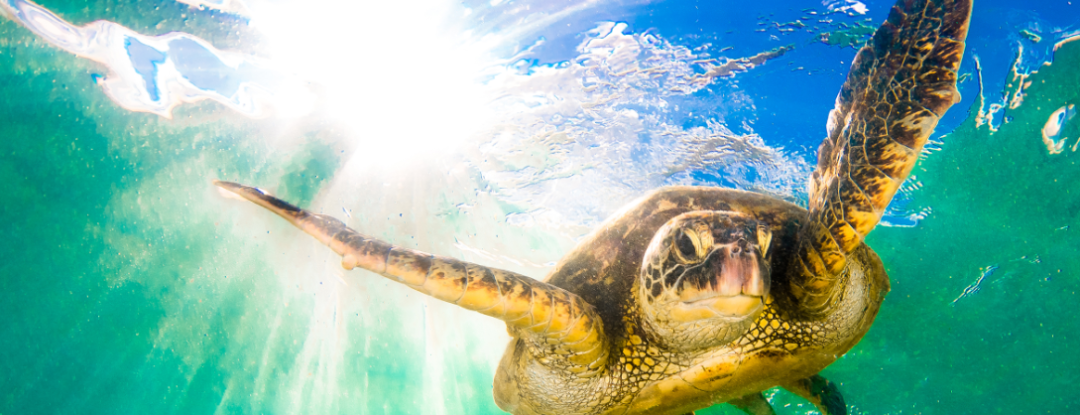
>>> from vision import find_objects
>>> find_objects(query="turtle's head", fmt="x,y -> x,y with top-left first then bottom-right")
639,211 -> 772,351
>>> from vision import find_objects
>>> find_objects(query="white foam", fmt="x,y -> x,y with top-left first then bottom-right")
1041,104 -> 1076,154
174,0 -> 250,16
0,0 -> 311,118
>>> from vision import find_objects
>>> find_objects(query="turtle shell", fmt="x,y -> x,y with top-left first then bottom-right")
543,186 -> 816,336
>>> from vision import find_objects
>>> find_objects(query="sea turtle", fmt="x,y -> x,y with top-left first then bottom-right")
214,0 -> 970,413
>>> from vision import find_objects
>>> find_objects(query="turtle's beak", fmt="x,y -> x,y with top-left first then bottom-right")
670,241 -> 769,321
713,242 -> 768,298
706,242 -> 768,317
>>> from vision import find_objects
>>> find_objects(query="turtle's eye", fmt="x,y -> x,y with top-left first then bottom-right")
674,230 -> 698,261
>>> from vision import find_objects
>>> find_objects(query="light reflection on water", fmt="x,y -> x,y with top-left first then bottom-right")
0,0 -> 306,117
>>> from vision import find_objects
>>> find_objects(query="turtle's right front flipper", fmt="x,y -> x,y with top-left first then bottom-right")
214,180 -> 609,376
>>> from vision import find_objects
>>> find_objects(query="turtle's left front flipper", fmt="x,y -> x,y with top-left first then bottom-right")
214,180 -> 609,376
794,0 -> 972,316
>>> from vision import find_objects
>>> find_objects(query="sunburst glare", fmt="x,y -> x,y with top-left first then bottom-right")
250,0 -> 500,168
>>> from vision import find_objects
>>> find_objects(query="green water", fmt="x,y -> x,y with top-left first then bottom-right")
2,3 -> 1079,415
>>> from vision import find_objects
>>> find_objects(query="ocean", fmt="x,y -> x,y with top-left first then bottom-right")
1,0 -> 1077,413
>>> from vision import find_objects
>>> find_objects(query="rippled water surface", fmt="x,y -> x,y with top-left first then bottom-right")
2,0 -> 1078,413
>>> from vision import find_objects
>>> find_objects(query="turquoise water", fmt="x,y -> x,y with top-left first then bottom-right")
1,0 -> 1078,414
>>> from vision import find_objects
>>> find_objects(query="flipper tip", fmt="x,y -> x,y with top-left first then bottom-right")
212,179 -> 247,192
213,180 -> 247,201
213,180 -> 271,197
212,180 -> 307,223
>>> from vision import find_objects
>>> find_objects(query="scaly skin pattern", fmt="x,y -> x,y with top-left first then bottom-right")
494,188 -> 888,414
212,180 -> 611,377
214,0 -> 970,414
794,0 -> 971,317
216,182 -> 875,415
